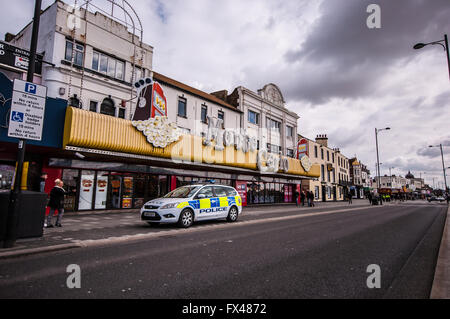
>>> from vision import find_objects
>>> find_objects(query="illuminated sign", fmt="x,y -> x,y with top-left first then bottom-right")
297,138 -> 308,159
131,77 -> 180,148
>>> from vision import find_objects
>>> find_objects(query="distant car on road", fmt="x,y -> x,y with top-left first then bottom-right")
140,184 -> 242,228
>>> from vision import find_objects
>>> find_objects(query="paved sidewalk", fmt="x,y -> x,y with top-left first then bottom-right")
431,204 -> 450,299
0,199 -> 371,259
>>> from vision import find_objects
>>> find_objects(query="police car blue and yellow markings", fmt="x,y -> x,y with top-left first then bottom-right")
176,196 -> 241,214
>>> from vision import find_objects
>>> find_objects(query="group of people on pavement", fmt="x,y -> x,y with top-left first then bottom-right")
295,189 -> 315,207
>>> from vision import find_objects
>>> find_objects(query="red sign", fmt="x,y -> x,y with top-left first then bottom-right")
151,82 -> 167,118
132,80 -> 167,121
297,138 -> 308,159
235,181 -> 247,207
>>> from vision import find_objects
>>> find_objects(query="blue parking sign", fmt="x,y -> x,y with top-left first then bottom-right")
25,83 -> 37,94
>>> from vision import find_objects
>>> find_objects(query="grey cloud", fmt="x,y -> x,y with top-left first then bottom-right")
283,0 -> 450,104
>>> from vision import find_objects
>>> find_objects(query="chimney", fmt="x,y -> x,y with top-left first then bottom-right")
4,32 -> 15,42
315,134 -> 328,148
210,90 -> 228,102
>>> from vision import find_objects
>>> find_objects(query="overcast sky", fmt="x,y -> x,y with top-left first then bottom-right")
1,0 -> 449,188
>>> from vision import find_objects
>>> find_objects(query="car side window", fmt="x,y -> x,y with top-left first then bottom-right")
213,186 -> 228,198
195,186 -> 214,199
225,187 -> 237,197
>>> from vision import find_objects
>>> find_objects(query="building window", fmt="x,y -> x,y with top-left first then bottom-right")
178,98 -> 187,117
332,153 -> 335,163
118,108 -> 126,119
321,148 -> 324,160
267,143 -> 281,154
92,51 -> 125,80
267,118 -> 281,132
315,146 -> 318,158
327,151 -> 329,162
218,110 -> 224,127
321,165 -> 325,181
201,104 -> 208,123
286,126 -> 293,138
100,97 -> 116,117
287,149 -> 294,158
315,186 -> 319,199
89,101 -> 98,112
248,110 -> 260,125
65,41 -> 84,66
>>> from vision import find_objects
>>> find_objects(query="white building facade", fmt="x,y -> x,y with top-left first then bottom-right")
7,0 -> 153,120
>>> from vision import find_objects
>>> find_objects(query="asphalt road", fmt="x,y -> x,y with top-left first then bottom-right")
0,202 -> 447,299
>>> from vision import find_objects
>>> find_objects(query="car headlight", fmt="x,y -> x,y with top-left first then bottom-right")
160,202 -> 179,209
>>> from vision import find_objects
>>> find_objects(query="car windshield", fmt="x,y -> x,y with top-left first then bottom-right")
163,186 -> 201,198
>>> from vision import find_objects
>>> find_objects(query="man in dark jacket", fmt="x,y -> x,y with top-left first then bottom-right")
300,190 -> 306,206
46,179 -> 67,228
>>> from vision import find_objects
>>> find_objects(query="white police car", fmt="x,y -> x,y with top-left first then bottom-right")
140,184 -> 243,228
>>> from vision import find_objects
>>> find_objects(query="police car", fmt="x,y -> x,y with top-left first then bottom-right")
140,184 -> 243,228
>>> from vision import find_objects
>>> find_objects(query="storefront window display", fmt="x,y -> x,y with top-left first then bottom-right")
62,169 -> 79,211
122,175 -> 134,208
79,170 -> 95,210
109,174 -> 122,209
95,171 -> 109,209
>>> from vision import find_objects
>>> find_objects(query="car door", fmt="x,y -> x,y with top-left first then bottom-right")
193,186 -> 215,220
213,186 -> 231,218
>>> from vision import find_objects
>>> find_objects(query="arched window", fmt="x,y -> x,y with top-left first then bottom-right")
100,96 -> 116,117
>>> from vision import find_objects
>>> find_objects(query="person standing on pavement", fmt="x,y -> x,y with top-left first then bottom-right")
46,179 -> 67,228
39,173 -> 47,193
308,191 -> 315,207
294,190 -> 299,207
348,193 -> 353,204
368,192 -> 373,205
300,190 -> 306,207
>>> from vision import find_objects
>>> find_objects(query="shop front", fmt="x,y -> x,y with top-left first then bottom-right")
52,106 -> 320,212
44,157 -> 305,212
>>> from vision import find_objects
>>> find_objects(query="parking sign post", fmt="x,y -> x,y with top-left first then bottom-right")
4,0 -> 42,248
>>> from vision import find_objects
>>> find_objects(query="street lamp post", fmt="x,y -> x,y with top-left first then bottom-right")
429,144 -> 448,194
375,127 -> 390,205
414,34 -> 450,82
4,0 -> 42,248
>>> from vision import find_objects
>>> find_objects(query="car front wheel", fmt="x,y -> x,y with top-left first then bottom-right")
178,209 -> 194,228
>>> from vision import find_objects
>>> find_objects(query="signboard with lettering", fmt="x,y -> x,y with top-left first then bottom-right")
8,79 -> 47,141
297,138 -> 308,159
0,41 -> 42,74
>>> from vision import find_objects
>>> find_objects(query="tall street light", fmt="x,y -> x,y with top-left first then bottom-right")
413,34 -> 450,82
429,144 -> 448,193
375,127 -> 390,204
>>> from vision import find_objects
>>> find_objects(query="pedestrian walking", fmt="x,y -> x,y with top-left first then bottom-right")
368,192 -> 372,205
45,179 -> 67,228
294,190 -> 299,207
300,190 -> 306,207
308,191 -> 315,207
348,193 -> 353,204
